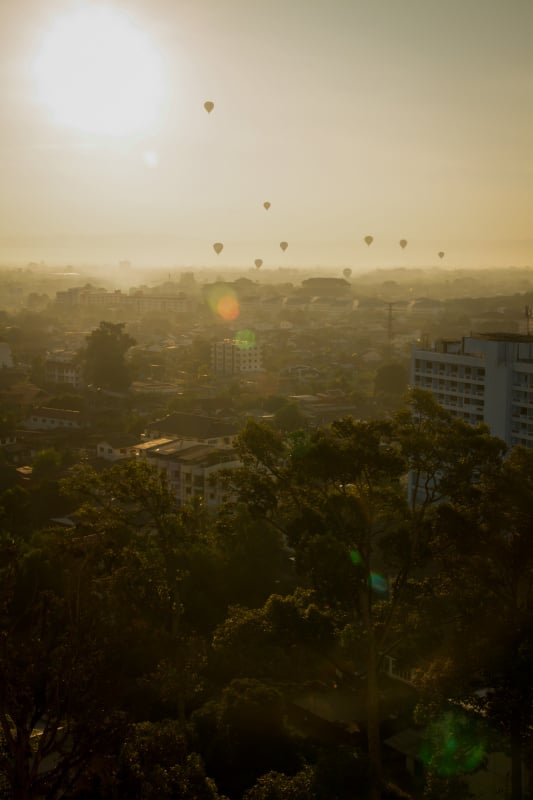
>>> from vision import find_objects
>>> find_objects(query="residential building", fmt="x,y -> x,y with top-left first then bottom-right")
411,333 -> 533,448
137,439 -> 239,509
211,338 -> 263,376
145,412 -> 239,447
97,434 -> 141,462
44,352 -> 83,388
309,296 -> 355,321
55,286 -> 195,315
22,407 -> 83,431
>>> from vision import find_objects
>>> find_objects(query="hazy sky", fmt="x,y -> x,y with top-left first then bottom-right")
0,0 -> 532,268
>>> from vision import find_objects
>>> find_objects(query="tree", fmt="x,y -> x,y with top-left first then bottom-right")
209,588 -> 336,687
0,529 -> 127,800
273,402 -> 308,433
413,445 -> 533,800
228,418 -> 406,797
115,720 -> 226,800
243,766 -> 315,800
191,679 -> 303,799
81,321 -> 136,391
32,448 -> 62,480
227,400 -> 507,800
374,363 -> 409,399
61,459 -> 239,725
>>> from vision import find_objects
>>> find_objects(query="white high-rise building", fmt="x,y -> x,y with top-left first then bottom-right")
411,334 -> 533,449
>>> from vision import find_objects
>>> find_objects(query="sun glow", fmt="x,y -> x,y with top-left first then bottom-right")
33,5 -> 164,136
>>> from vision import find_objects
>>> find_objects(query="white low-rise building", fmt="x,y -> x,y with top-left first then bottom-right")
22,407 -> 83,431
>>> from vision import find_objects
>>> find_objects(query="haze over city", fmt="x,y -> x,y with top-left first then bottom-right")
1,0 -> 532,269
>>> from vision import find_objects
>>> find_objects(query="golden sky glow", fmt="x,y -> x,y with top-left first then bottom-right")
0,0 -> 532,268
33,6 -> 164,136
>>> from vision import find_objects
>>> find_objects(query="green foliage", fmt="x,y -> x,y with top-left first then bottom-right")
244,766 -> 315,800
191,679 -> 303,799
374,363 -> 409,397
394,388 -> 506,510
422,772 -> 473,799
273,402 -> 308,433
116,720 -> 225,800
210,589 -> 336,686
213,506 -> 291,610
81,320 -> 136,391
46,392 -> 85,410
1,388 -> 531,800
0,527 -> 128,799
32,447 -> 62,478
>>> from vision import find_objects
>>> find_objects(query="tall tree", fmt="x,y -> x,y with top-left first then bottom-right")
227,395 -> 507,800
414,445 -> 533,800
81,321 -> 136,391
0,529 -> 127,800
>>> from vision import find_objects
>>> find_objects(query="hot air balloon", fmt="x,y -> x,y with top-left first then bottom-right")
254,259 -> 263,269
343,268 -> 352,279
438,251 -> 445,259
364,235 -> 374,246
263,202 -> 271,210
399,239 -> 408,249
280,241 -> 288,252
204,101 -> 214,113
213,242 -> 223,255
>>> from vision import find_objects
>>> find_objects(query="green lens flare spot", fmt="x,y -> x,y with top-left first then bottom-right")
235,329 -> 256,349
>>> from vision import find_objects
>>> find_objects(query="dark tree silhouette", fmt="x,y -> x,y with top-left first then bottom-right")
82,321 -> 135,391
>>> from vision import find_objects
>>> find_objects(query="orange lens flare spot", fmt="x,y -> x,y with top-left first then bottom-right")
217,294 -> 240,320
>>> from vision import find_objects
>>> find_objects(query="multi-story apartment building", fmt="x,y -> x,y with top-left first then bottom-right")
211,338 -> 263,376
44,352 -> 83,388
411,333 -> 533,448
137,439 -> 239,510
56,287 -> 194,315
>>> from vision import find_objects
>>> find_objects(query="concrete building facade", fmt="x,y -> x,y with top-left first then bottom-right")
211,338 -> 263,376
137,439 -> 239,510
411,333 -> 533,448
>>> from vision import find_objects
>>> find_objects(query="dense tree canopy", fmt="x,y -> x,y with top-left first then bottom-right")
0,391 -> 531,800
81,321 -> 136,391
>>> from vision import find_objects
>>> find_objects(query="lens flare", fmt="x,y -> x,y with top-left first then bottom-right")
235,330 -> 256,349
206,285 -> 240,320
217,295 -> 239,321
369,572 -> 388,593
419,711 -> 486,777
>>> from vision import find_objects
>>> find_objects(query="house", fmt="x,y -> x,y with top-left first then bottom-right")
96,434 -> 141,462
22,407 -> 84,431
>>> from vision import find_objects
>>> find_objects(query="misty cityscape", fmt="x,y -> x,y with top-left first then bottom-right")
0,2 -> 532,799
